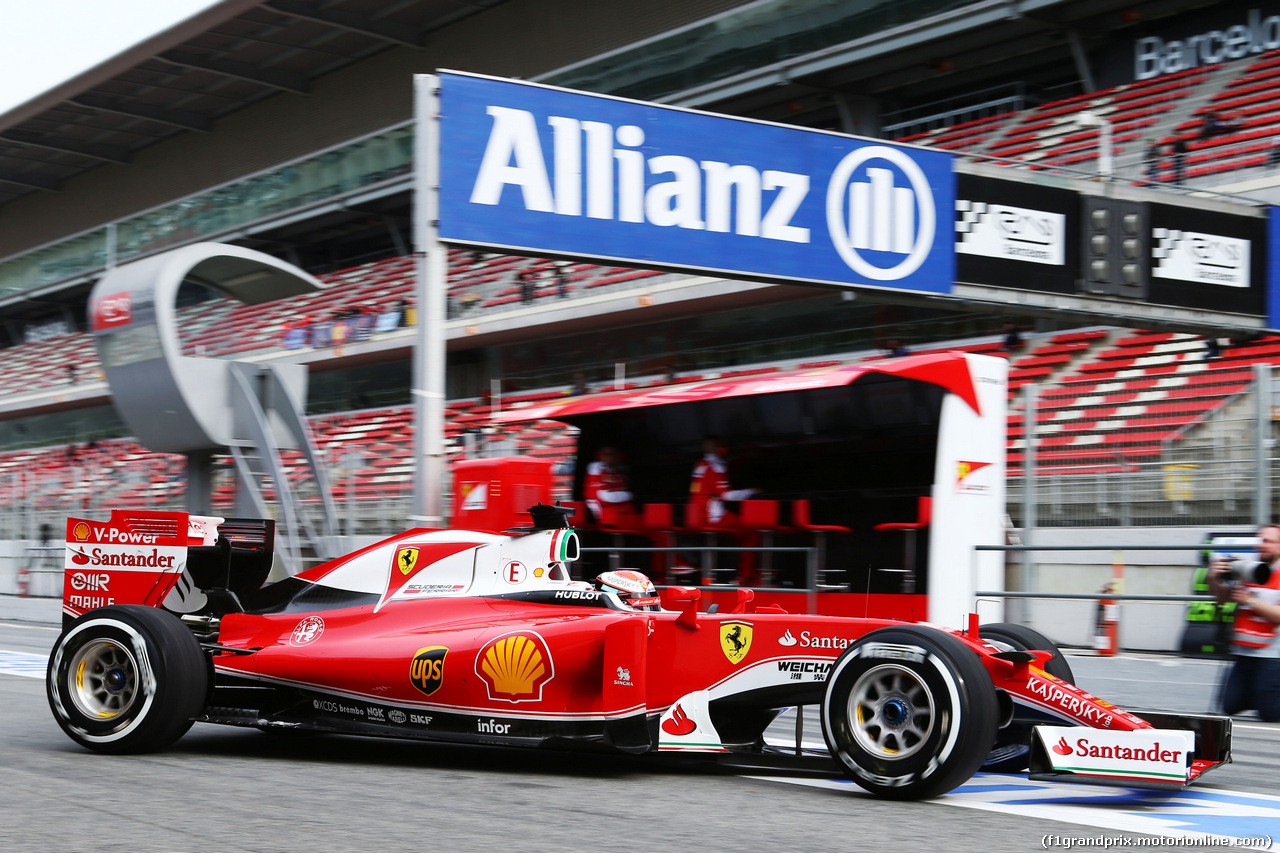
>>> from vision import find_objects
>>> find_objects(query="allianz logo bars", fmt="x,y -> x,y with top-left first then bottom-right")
436,71 -> 953,294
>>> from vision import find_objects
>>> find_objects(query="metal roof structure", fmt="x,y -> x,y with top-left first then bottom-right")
0,0 -> 508,209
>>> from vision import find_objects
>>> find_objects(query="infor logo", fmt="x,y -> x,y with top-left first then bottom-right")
826,146 -> 935,281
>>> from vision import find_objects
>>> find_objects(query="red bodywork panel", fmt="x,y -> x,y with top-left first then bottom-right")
59,509 -> 1229,788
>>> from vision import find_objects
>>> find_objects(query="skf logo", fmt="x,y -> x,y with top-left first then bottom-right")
827,146 -> 935,281
409,646 -> 448,696
72,522 -> 90,542
396,546 -> 421,576
476,631 -> 554,702
720,621 -> 753,665
956,460 -> 992,493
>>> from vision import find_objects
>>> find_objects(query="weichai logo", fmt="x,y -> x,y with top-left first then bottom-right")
409,646 -> 448,696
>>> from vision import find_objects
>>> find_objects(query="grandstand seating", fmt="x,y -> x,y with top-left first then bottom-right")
894,50 -> 1280,184
1162,50 -> 1280,180
13,48 -> 1280,514
901,66 -> 1215,171
8,323 -> 1280,520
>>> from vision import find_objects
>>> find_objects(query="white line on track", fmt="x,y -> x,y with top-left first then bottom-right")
0,621 -> 59,631
749,773 -> 1280,850
0,649 -> 48,678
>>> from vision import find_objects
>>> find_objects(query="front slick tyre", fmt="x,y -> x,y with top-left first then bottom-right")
821,625 -> 998,800
47,605 -> 208,754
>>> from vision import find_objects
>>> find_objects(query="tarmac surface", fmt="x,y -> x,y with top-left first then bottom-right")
2,592 -> 1277,853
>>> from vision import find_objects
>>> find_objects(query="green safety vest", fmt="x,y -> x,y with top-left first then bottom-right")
1185,564 -> 1235,623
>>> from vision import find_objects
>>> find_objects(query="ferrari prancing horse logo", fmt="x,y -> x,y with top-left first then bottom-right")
396,546 -> 421,575
720,621 -> 753,665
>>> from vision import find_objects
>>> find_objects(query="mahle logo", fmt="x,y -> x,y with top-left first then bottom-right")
826,146 -> 935,281
410,646 -> 448,696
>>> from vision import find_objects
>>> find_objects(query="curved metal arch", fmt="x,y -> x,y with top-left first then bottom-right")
89,243 -> 338,573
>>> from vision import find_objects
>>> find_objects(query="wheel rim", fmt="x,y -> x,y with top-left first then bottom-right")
67,639 -> 139,720
847,663 -> 935,759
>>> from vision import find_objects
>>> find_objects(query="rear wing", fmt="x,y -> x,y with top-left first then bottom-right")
63,510 -> 275,624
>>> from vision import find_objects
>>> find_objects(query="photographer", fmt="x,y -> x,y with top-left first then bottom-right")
1208,523 -> 1280,721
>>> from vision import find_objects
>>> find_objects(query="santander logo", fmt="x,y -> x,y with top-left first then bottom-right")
662,703 -> 697,736
1052,736 -> 1072,755
778,630 -> 798,647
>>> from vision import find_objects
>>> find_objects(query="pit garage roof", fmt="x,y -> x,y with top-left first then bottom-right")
0,0 -> 508,209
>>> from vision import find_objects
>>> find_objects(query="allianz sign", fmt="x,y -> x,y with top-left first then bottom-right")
437,72 -> 954,294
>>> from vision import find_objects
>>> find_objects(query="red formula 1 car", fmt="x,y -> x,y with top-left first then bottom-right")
48,505 -> 1232,799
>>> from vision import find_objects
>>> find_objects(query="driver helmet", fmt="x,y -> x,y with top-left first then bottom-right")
595,569 -> 660,610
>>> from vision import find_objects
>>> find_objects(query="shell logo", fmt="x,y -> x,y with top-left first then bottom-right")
476,631 -> 554,702
72,522 -> 90,542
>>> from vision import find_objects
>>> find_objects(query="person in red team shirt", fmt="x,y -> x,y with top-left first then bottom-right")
688,437 -> 764,585
583,446 -> 640,528
689,436 -> 759,526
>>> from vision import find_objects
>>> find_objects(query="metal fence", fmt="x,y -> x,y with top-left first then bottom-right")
1011,361 -> 1276,529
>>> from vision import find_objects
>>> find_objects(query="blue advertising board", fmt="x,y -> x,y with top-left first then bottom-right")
437,71 -> 955,295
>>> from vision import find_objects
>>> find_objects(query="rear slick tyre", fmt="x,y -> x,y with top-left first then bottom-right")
47,605 -> 208,754
821,626 -> 998,800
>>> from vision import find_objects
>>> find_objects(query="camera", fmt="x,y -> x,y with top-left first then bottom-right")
1219,558 -> 1272,588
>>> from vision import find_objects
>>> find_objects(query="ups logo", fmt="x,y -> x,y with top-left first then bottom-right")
410,646 -> 448,696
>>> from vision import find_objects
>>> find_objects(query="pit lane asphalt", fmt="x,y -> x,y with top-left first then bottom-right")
2,595 -> 1276,853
